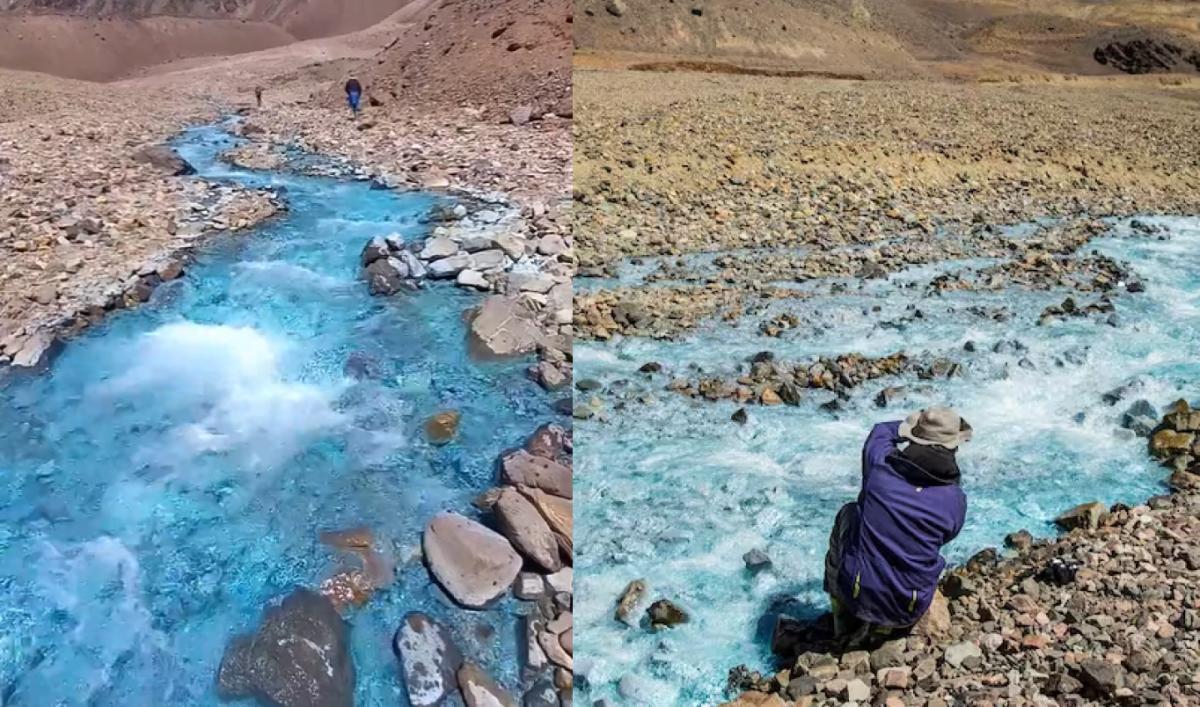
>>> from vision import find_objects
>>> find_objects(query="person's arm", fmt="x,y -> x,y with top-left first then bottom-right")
945,492 -> 967,545
861,420 -> 903,482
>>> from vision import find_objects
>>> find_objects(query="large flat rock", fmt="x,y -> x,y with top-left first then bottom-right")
423,512 -> 522,609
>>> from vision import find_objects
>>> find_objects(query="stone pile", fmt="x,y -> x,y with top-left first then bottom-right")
359,198 -> 574,391
654,352 -> 963,408
721,401 -> 1200,706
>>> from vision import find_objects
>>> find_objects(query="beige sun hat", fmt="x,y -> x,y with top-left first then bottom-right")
899,406 -> 973,449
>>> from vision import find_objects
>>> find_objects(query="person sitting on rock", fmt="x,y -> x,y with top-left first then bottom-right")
824,406 -> 970,649
344,78 -> 363,116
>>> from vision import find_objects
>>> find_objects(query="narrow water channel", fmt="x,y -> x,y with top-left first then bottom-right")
0,125 -> 550,704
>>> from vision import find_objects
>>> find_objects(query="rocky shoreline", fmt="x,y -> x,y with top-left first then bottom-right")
715,401 -> 1200,706
0,113 -> 283,369
217,422 -> 575,707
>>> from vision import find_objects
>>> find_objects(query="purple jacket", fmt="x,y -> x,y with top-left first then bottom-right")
835,421 -> 966,627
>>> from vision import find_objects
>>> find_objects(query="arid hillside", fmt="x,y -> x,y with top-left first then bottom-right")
574,0 -> 1200,78
354,0 -> 572,119
0,0 -> 413,80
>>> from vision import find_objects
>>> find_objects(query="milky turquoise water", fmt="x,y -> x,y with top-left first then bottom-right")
0,125 -> 553,705
574,217 -> 1200,705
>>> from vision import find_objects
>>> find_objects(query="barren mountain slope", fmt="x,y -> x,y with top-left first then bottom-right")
354,0 -> 571,118
575,0 -> 1200,77
0,0 -> 413,80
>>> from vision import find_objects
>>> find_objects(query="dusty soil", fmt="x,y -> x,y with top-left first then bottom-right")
572,69 -> 1200,340
355,0 -> 571,120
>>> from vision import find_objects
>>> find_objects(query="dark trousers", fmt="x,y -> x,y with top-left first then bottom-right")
824,501 -> 912,648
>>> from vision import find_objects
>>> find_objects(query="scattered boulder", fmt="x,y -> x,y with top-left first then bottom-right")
1055,501 -> 1106,531
365,257 -> 417,295
469,295 -> 544,357
420,236 -> 459,261
647,599 -> 689,629
132,144 -> 196,176
427,253 -> 473,279
615,579 -> 647,625
942,641 -> 982,669
425,410 -> 461,445
743,548 -> 772,572
423,512 -> 522,608
509,105 -> 533,126
458,662 -> 517,707
217,589 -> 353,707
494,488 -> 563,572
394,613 -> 463,707
500,449 -> 571,498
457,269 -> 490,290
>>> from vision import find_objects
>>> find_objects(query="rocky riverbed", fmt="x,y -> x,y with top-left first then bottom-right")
0,73 -> 281,369
720,402 -> 1200,707
573,71 -> 1200,342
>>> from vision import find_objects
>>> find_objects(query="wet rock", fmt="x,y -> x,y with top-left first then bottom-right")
731,407 -> 749,425
458,662 -> 517,707
425,410 -> 461,445
743,548 -> 772,571
1055,501 -> 1106,531
365,257 -> 417,295
132,144 -> 196,176
1003,529 -> 1034,551
647,599 -> 689,629
522,678 -> 558,707
1121,399 -> 1159,437
517,486 -> 572,556
469,295 -> 544,357
513,572 -> 546,600
494,488 -> 563,572
615,579 -> 647,626
423,512 -> 522,608
394,613 -> 463,707
457,269 -> 490,290
9,331 -> 59,368
217,589 -> 353,707
427,253 -> 473,279
874,386 -> 906,408
360,236 -> 390,267
501,449 -> 572,498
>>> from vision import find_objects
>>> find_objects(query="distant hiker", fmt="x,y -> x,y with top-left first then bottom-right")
824,406 -> 970,649
345,78 -> 363,116
254,86 -> 263,108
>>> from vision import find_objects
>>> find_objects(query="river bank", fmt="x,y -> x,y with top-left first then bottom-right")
722,403 -> 1200,706
0,70 -> 283,368
572,71 -> 1200,343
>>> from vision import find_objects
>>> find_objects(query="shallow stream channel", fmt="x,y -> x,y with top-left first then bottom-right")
574,216 -> 1200,705
0,124 -> 554,703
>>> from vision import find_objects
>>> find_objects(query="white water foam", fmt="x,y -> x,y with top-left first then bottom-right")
95,321 -> 345,473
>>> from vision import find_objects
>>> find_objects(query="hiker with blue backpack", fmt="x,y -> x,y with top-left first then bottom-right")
345,78 -> 363,116
824,406 -> 971,649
